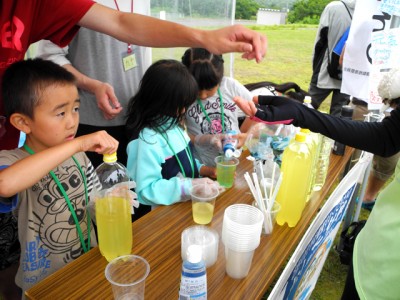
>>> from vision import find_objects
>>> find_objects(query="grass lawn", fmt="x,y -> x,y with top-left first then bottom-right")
231,24 -> 372,299
233,24 -> 317,92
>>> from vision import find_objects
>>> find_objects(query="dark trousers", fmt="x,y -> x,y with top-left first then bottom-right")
341,259 -> 360,300
77,124 -> 151,221
308,82 -> 350,116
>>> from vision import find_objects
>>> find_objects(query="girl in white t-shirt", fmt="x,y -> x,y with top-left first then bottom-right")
182,48 -> 255,166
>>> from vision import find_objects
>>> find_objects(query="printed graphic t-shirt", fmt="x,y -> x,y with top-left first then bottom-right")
0,149 -> 97,294
185,77 -> 252,166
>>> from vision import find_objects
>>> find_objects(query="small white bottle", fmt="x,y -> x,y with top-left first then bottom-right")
178,245 -> 207,300
222,130 -> 240,158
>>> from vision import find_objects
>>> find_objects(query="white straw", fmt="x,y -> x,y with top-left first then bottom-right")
258,161 -> 270,208
275,124 -> 283,136
244,172 -> 260,208
269,172 -> 283,210
252,172 -> 273,233
269,162 -> 276,202
252,173 -> 265,211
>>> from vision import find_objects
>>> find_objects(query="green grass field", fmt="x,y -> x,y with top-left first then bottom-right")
233,25 -> 317,92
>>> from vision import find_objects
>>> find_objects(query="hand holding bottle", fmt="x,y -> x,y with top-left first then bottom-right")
75,130 -> 119,154
194,134 -> 223,152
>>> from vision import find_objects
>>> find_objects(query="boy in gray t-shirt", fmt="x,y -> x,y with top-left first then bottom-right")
0,58 -> 118,296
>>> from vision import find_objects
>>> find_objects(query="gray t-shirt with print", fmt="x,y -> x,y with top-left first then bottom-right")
185,77 -> 252,166
0,149 -> 97,295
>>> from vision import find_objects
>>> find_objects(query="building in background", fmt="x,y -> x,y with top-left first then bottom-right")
257,8 -> 287,25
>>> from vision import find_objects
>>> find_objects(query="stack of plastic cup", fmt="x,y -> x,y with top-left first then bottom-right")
181,225 -> 219,268
222,204 -> 264,279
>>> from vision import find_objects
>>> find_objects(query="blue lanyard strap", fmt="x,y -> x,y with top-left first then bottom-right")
196,88 -> 225,134
159,127 -> 195,179
23,144 -> 91,253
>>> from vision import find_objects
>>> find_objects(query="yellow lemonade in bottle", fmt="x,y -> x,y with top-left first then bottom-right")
276,132 -> 313,227
96,196 -> 132,262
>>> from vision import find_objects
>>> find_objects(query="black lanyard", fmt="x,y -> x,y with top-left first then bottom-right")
23,144 -> 91,253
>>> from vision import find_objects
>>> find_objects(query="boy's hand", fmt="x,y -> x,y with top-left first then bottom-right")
76,130 -> 119,154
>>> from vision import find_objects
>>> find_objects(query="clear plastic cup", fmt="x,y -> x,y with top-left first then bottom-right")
181,225 -> 219,268
190,184 -> 219,225
105,255 -> 150,300
215,156 -> 239,188
225,247 -> 255,279
252,201 -> 281,235
221,204 -> 264,252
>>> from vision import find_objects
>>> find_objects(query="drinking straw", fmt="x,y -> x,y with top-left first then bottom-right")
269,172 -> 283,210
275,124 -> 283,136
244,172 -> 261,209
252,173 -> 265,211
258,161 -> 270,209
269,162 -> 276,203
252,172 -> 272,233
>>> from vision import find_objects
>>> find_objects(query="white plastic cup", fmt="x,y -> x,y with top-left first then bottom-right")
222,204 -> 264,252
181,225 -> 219,268
252,201 -> 281,235
225,247 -> 255,279
105,255 -> 150,300
222,204 -> 262,279
190,184 -> 219,225
215,156 -> 239,188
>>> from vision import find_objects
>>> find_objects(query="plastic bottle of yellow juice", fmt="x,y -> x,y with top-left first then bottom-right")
300,128 -> 321,201
276,132 -> 313,227
94,153 -> 132,262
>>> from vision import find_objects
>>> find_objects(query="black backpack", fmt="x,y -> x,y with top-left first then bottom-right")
336,220 -> 366,265
327,1 -> 352,80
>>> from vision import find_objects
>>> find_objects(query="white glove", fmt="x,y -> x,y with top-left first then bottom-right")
191,178 -> 226,195
194,134 -> 223,152
180,177 -> 225,202
109,181 -> 139,214
88,181 -> 140,224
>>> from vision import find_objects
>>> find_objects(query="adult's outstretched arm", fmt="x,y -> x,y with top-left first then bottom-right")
79,3 -> 267,63
234,95 -> 400,157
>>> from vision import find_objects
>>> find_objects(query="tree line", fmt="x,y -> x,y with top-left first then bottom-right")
150,0 -> 333,23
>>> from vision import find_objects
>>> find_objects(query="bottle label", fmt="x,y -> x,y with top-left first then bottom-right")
179,272 -> 207,300
222,132 -> 238,158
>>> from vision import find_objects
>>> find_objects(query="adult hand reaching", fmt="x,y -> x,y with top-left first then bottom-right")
233,95 -> 296,125
81,5 -> 267,63
202,25 -> 268,63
